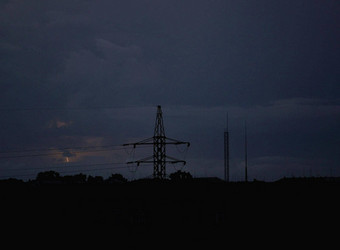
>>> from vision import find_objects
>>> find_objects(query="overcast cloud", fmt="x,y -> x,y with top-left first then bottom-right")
0,0 -> 339,181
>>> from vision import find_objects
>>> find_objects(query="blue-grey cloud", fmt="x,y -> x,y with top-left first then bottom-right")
0,0 -> 339,180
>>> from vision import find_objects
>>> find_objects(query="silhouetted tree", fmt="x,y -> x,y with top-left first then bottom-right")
73,173 -> 87,183
87,175 -> 104,184
106,173 -> 127,183
36,171 -> 61,183
0,178 -> 24,185
169,170 -> 193,181
62,173 -> 87,184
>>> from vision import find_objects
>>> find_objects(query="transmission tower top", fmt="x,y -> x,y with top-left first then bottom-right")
123,105 -> 190,179
154,105 -> 165,137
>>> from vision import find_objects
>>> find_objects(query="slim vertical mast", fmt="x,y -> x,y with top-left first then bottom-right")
245,121 -> 248,182
224,113 -> 230,182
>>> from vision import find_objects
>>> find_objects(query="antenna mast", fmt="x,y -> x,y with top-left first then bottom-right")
245,121 -> 248,182
224,113 -> 230,182
123,105 -> 190,179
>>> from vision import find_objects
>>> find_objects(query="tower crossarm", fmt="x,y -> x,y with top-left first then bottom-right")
165,137 -> 190,147
122,137 -> 154,148
166,155 -> 187,165
126,155 -> 186,166
123,136 -> 190,147
126,155 -> 153,166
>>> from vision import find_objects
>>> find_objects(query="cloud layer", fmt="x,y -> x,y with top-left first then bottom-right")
0,0 -> 339,180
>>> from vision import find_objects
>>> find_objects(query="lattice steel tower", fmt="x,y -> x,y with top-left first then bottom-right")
153,105 -> 166,178
123,105 -> 190,179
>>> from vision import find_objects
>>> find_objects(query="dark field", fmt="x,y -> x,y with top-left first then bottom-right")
1,178 -> 339,248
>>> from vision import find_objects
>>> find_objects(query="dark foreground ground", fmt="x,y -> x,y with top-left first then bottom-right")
1,177 -> 339,248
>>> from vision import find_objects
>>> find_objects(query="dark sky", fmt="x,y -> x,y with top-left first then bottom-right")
0,0 -> 339,181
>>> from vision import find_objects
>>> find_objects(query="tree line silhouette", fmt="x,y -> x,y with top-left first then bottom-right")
1,168 -> 339,248
0,170 -> 193,185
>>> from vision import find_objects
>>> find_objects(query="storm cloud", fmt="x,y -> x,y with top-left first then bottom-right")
0,0 -> 339,180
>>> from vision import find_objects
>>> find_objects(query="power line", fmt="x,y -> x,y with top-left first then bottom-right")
0,144 -> 120,154
0,148 -> 121,159
0,162 -> 136,179
0,145 -> 152,159
0,104 -> 153,112
0,106 -> 117,112
0,163 -> 153,180
1,161 -> 127,172
0,144 -> 154,179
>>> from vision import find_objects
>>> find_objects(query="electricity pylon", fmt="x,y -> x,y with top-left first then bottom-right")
123,105 -> 190,179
